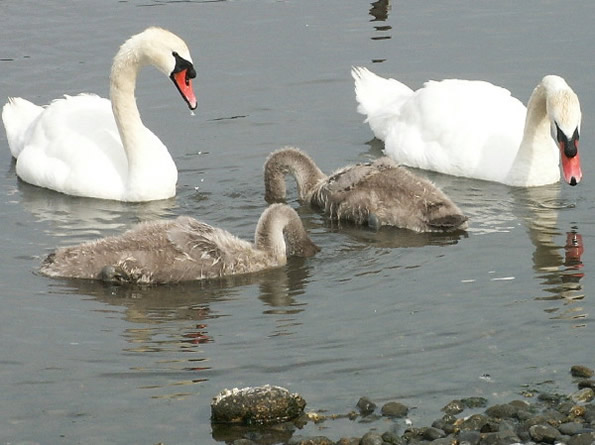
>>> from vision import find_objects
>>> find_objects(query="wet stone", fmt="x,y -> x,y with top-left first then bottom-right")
441,399 -> 465,415
568,432 -> 595,445
529,424 -> 561,443
211,385 -> 306,425
335,438 -> 360,445
484,403 -> 519,419
559,421 -> 588,435
457,429 -> 480,445
480,430 -> 521,445
381,431 -> 404,445
458,413 -> 489,431
380,402 -> 409,418
420,426 -> 445,440
232,440 -> 257,445
360,431 -> 383,445
429,438 -> 455,445
287,435 -> 333,445
570,387 -> 595,403
357,397 -> 377,416
461,396 -> 488,409
578,379 -> 595,390
571,365 -> 594,378
432,414 -> 457,434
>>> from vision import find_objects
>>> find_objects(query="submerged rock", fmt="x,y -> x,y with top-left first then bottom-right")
211,385 -> 306,425
571,365 -> 594,378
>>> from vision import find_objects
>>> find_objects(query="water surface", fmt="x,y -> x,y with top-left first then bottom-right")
1,1 -> 593,444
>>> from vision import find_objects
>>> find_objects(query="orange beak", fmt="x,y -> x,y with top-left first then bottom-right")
560,142 -> 582,186
171,68 -> 198,110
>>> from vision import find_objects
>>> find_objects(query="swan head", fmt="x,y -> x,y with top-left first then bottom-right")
122,27 -> 198,110
543,75 -> 582,186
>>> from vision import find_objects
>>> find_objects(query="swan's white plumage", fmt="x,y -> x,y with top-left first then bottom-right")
353,67 -> 582,187
2,27 -> 197,202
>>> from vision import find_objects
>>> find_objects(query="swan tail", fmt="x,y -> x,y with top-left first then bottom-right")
2,97 -> 44,158
352,66 -> 413,141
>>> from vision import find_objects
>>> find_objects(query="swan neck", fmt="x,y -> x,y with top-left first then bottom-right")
255,207 -> 290,264
110,44 -> 146,166
510,82 -> 559,186
264,148 -> 327,202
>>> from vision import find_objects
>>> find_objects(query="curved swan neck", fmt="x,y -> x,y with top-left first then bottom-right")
110,35 -> 147,167
264,147 -> 327,202
254,204 -> 317,264
509,79 -> 561,186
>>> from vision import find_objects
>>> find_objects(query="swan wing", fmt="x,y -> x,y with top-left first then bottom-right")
166,216 -> 245,271
386,80 -> 526,182
355,69 -> 529,183
11,94 -> 128,199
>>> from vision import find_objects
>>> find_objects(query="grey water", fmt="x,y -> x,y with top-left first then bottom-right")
1,1 -> 593,444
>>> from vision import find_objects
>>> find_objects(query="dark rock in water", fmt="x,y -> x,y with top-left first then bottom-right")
570,387 -> 595,403
458,413 -> 489,431
287,435 -> 333,445
571,365 -> 594,378
432,414 -> 457,434
529,424 -> 561,443
441,399 -> 465,415
420,426 -> 445,440
578,379 -> 595,390
461,396 -> 488,409
381,431 -> 404,445
485,403 -> 519,419
559,421 -> 587,436
232,440 -> 257,445
457,429 -> 481,445
380,401 -> 408,418
359,431 -> 383,445
211,385 -> 306,425
335,438 -> 360,445
356,396 -> 377,416
568,432 -> 595,445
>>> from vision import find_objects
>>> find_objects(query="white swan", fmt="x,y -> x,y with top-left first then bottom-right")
39,204 -> 320,284
352,67 -> 582,187
2,27 -> 198,202
264,146 -> 468,232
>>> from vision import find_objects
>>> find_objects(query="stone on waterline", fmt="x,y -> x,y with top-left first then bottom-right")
211,384 -> 306,425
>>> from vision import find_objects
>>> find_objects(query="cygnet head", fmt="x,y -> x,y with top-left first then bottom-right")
543,75 -> 582,186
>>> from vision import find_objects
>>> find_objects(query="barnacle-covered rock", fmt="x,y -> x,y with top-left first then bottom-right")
211,384 -> 306,425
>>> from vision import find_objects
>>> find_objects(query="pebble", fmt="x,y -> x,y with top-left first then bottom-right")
356,397 -> 377,416
210,364 -> 595,444
380,401 -> 408,418
571,365 -> 594,378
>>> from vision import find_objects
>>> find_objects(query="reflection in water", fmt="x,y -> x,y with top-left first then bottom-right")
368,0 -> 392,63
511,187 -> 587,326
16,178 -> 178,242
365,138 -> 587,326
45,258 -> 315,397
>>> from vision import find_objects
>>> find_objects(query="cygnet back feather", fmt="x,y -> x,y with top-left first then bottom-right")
40,203 -> 319,284
264,147 -> 468,232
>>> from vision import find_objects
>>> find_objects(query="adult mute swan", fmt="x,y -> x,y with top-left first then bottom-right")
264,146 -> 467,232
40,204 -> 320,284
352,67 -> 582,187
2,27 -> 198,202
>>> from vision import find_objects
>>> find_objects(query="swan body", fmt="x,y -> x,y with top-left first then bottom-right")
264,146 -> 468,232
352,67 -> 582,187
39,204 -> 320,284
2,27 -> 198,201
